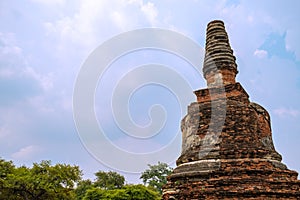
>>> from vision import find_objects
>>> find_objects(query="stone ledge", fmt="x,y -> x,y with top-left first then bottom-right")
169,158 -> 292,180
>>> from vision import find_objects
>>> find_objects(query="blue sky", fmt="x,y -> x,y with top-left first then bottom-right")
1,0 -> 300,183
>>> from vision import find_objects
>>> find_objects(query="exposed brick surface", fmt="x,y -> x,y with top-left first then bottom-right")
162,20 -> 300,199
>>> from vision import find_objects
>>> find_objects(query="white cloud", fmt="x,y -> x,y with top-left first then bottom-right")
254,49 -> 268,59
141,2 -> 158,26
11,145 -> 42,160
1,45 -> 22,55
238,1 -> 300,61
24,67 -> 54,91
43,0 -> 162,53
43,1 -> 109,50
111,11 -> 129,31
0,32 -> 53,92
0,32 -> 23,58
273,108 -> 300,117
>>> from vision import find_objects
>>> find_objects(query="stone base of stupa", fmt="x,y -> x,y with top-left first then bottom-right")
163,158 -> 300,199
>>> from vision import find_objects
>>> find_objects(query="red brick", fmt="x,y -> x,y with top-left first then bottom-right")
162,20 -> 300,199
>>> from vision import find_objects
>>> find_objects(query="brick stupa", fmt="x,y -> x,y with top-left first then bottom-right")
162,20 -> 300,199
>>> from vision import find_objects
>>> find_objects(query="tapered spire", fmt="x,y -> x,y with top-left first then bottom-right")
203,20 -> 238,87
163,20 -> 300,199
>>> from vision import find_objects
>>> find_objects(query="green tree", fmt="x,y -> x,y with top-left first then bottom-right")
0,158 -> 16,199
83,188 -> 129,200
0,159 -> 82,200
140,162 -> 173,194
83,184 -> 160,200
94,171 -> 125,190
123,184 -> 160,200
74,179 -> 93,200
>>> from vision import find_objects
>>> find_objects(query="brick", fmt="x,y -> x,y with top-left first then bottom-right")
162,20 -> 300,199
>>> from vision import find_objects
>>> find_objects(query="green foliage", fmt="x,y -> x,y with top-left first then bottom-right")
123,184 -> 160,200
0,158 -> 14,178
83,184 -> 160,200
0,158 -> 167,199
94,171 -> 125,190
140,162 -> 173,194
83,188 -> 129,200
74,179 -> 93,200
0,158 -> 16,199
0,158 -> 82,200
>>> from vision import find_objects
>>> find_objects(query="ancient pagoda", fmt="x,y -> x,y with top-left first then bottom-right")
162,20 -> 300,199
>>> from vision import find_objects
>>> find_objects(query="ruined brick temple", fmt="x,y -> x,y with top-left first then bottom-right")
162,20 -> 300,199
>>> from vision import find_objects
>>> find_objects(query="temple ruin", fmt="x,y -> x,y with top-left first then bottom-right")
162,20 -> 300,199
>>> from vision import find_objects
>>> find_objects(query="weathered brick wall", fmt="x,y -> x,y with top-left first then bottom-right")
163,91 -> 300,198
164,159 -> 300,199
162,20 -> 300,199
177,82 -> 281,165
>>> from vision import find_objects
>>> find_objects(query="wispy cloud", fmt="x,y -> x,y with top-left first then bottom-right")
11,145 -> 42,160
254,49 -> 268,59
273,108 -> 300,117
0,32 -> 53,106
43,0 -> 157,51
141,2 -> 158,26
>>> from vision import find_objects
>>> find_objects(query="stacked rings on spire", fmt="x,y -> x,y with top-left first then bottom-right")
203,20 -> 238,77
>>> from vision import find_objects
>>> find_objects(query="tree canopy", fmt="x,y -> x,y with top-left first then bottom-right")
0,158 -> 171,199
140,162 -> 173,194
94,171 -> 125,190
83,184 -> 160,200
0,159 -> 82,200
